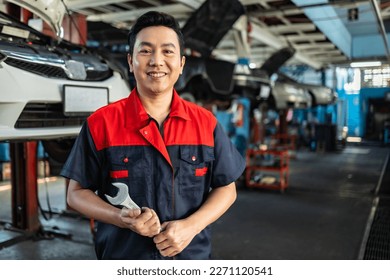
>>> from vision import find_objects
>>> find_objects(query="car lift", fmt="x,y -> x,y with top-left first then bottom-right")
0,141 -> 73,250
0,142 -> 42,249
10,142 -> 40,232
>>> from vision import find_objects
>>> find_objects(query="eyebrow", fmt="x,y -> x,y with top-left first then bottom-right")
138,41 -> 177,49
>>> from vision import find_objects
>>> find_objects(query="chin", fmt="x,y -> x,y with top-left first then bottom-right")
149,87 -> 169,95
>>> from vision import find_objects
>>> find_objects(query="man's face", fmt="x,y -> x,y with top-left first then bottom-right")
128,26 -> 185,97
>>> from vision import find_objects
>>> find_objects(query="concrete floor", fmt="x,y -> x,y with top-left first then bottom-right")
0,144 -> 389,259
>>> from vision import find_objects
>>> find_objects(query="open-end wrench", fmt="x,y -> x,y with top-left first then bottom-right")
105,182 -> 140,210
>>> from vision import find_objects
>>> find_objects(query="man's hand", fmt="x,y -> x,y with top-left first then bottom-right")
153,220 -> 197,257
120,207 -> 161,237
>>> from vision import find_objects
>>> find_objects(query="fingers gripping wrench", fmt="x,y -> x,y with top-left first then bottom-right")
105,182 -> 140,210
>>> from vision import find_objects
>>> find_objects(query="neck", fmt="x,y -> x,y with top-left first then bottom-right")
138,89 -> 173,125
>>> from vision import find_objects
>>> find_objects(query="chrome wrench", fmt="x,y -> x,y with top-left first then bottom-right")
105,182 -> 140,210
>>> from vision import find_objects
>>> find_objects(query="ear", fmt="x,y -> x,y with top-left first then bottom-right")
127,53 -> 133,72
180,55 -> 186,74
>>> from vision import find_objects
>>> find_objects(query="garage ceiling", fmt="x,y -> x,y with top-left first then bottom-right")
5,0 -> 390,70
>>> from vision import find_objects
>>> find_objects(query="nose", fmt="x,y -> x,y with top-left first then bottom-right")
149,52 -> 163,66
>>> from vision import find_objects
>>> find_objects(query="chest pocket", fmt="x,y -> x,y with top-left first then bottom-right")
179,146 -> 214,194
108,148 -> 145,197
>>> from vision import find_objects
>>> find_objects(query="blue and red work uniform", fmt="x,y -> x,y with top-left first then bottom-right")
61,88 -> 246,259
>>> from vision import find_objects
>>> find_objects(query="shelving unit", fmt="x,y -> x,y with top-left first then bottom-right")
269,133 -> 297,159
245,148 -> 289,192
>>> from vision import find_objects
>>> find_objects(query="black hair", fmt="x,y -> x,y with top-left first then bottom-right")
127,11 -> 185,57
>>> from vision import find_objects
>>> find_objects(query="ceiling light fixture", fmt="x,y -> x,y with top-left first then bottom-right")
346,137 -> 362,143
350,61 -> 382,68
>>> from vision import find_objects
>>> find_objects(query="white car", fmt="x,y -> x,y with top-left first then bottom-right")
273,73 -> 336,108
270,73 -> 312,109
0,10 -> 130,142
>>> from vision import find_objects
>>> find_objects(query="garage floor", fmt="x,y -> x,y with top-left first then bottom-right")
0,143 -> 389,260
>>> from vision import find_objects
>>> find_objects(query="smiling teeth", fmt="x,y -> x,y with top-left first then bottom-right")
148,72 -> 166,77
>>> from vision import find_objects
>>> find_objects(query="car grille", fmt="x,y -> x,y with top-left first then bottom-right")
15,103 -> 87,128
5,57 -> 67,78
85,69 -> 112,81
4,57 -> 113,81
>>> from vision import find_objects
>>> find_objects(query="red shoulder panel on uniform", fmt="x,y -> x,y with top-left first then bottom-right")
164,100 -> 217,147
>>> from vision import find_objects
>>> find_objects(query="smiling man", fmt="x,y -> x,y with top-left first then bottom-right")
61,11 -> 246,260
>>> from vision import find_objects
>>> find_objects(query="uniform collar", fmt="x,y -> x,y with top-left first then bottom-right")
125,88 -> 191,128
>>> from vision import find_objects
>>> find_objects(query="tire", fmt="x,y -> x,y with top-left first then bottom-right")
42,139 -> 75,164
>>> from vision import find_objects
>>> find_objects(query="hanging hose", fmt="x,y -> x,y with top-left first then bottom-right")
36,158 -> 53,221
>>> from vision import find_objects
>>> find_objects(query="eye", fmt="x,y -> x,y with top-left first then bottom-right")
139,49 -> 151,54
164,49 -> 174,54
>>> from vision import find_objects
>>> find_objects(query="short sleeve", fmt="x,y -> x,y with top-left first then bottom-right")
60,122 -> 103,192
211,122 -> 246,187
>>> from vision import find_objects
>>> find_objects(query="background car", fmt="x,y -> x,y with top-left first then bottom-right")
175,0 -> 294,112
270,73 -> 313,110
274,72 -> 337,107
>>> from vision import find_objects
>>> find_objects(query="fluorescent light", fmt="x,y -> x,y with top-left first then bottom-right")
346,137 -> 362,143
350,61 -> 382,68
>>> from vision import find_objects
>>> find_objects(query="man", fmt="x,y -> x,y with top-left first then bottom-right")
61,11 -> 246,260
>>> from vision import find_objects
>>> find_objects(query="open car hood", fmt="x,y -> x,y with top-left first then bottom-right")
0,10 -> 85,50
7,0 -> 66,37
0,10 -> 53,44
175,56 -> 236,94
181,0 -> 245,57
259,46 -> 296,77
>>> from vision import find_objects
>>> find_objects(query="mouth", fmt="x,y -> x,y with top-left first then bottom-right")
147,72 -> 167,78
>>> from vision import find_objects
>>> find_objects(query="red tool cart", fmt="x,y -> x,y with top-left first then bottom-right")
245,148 -> 289,192
270,133 -> 297,159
